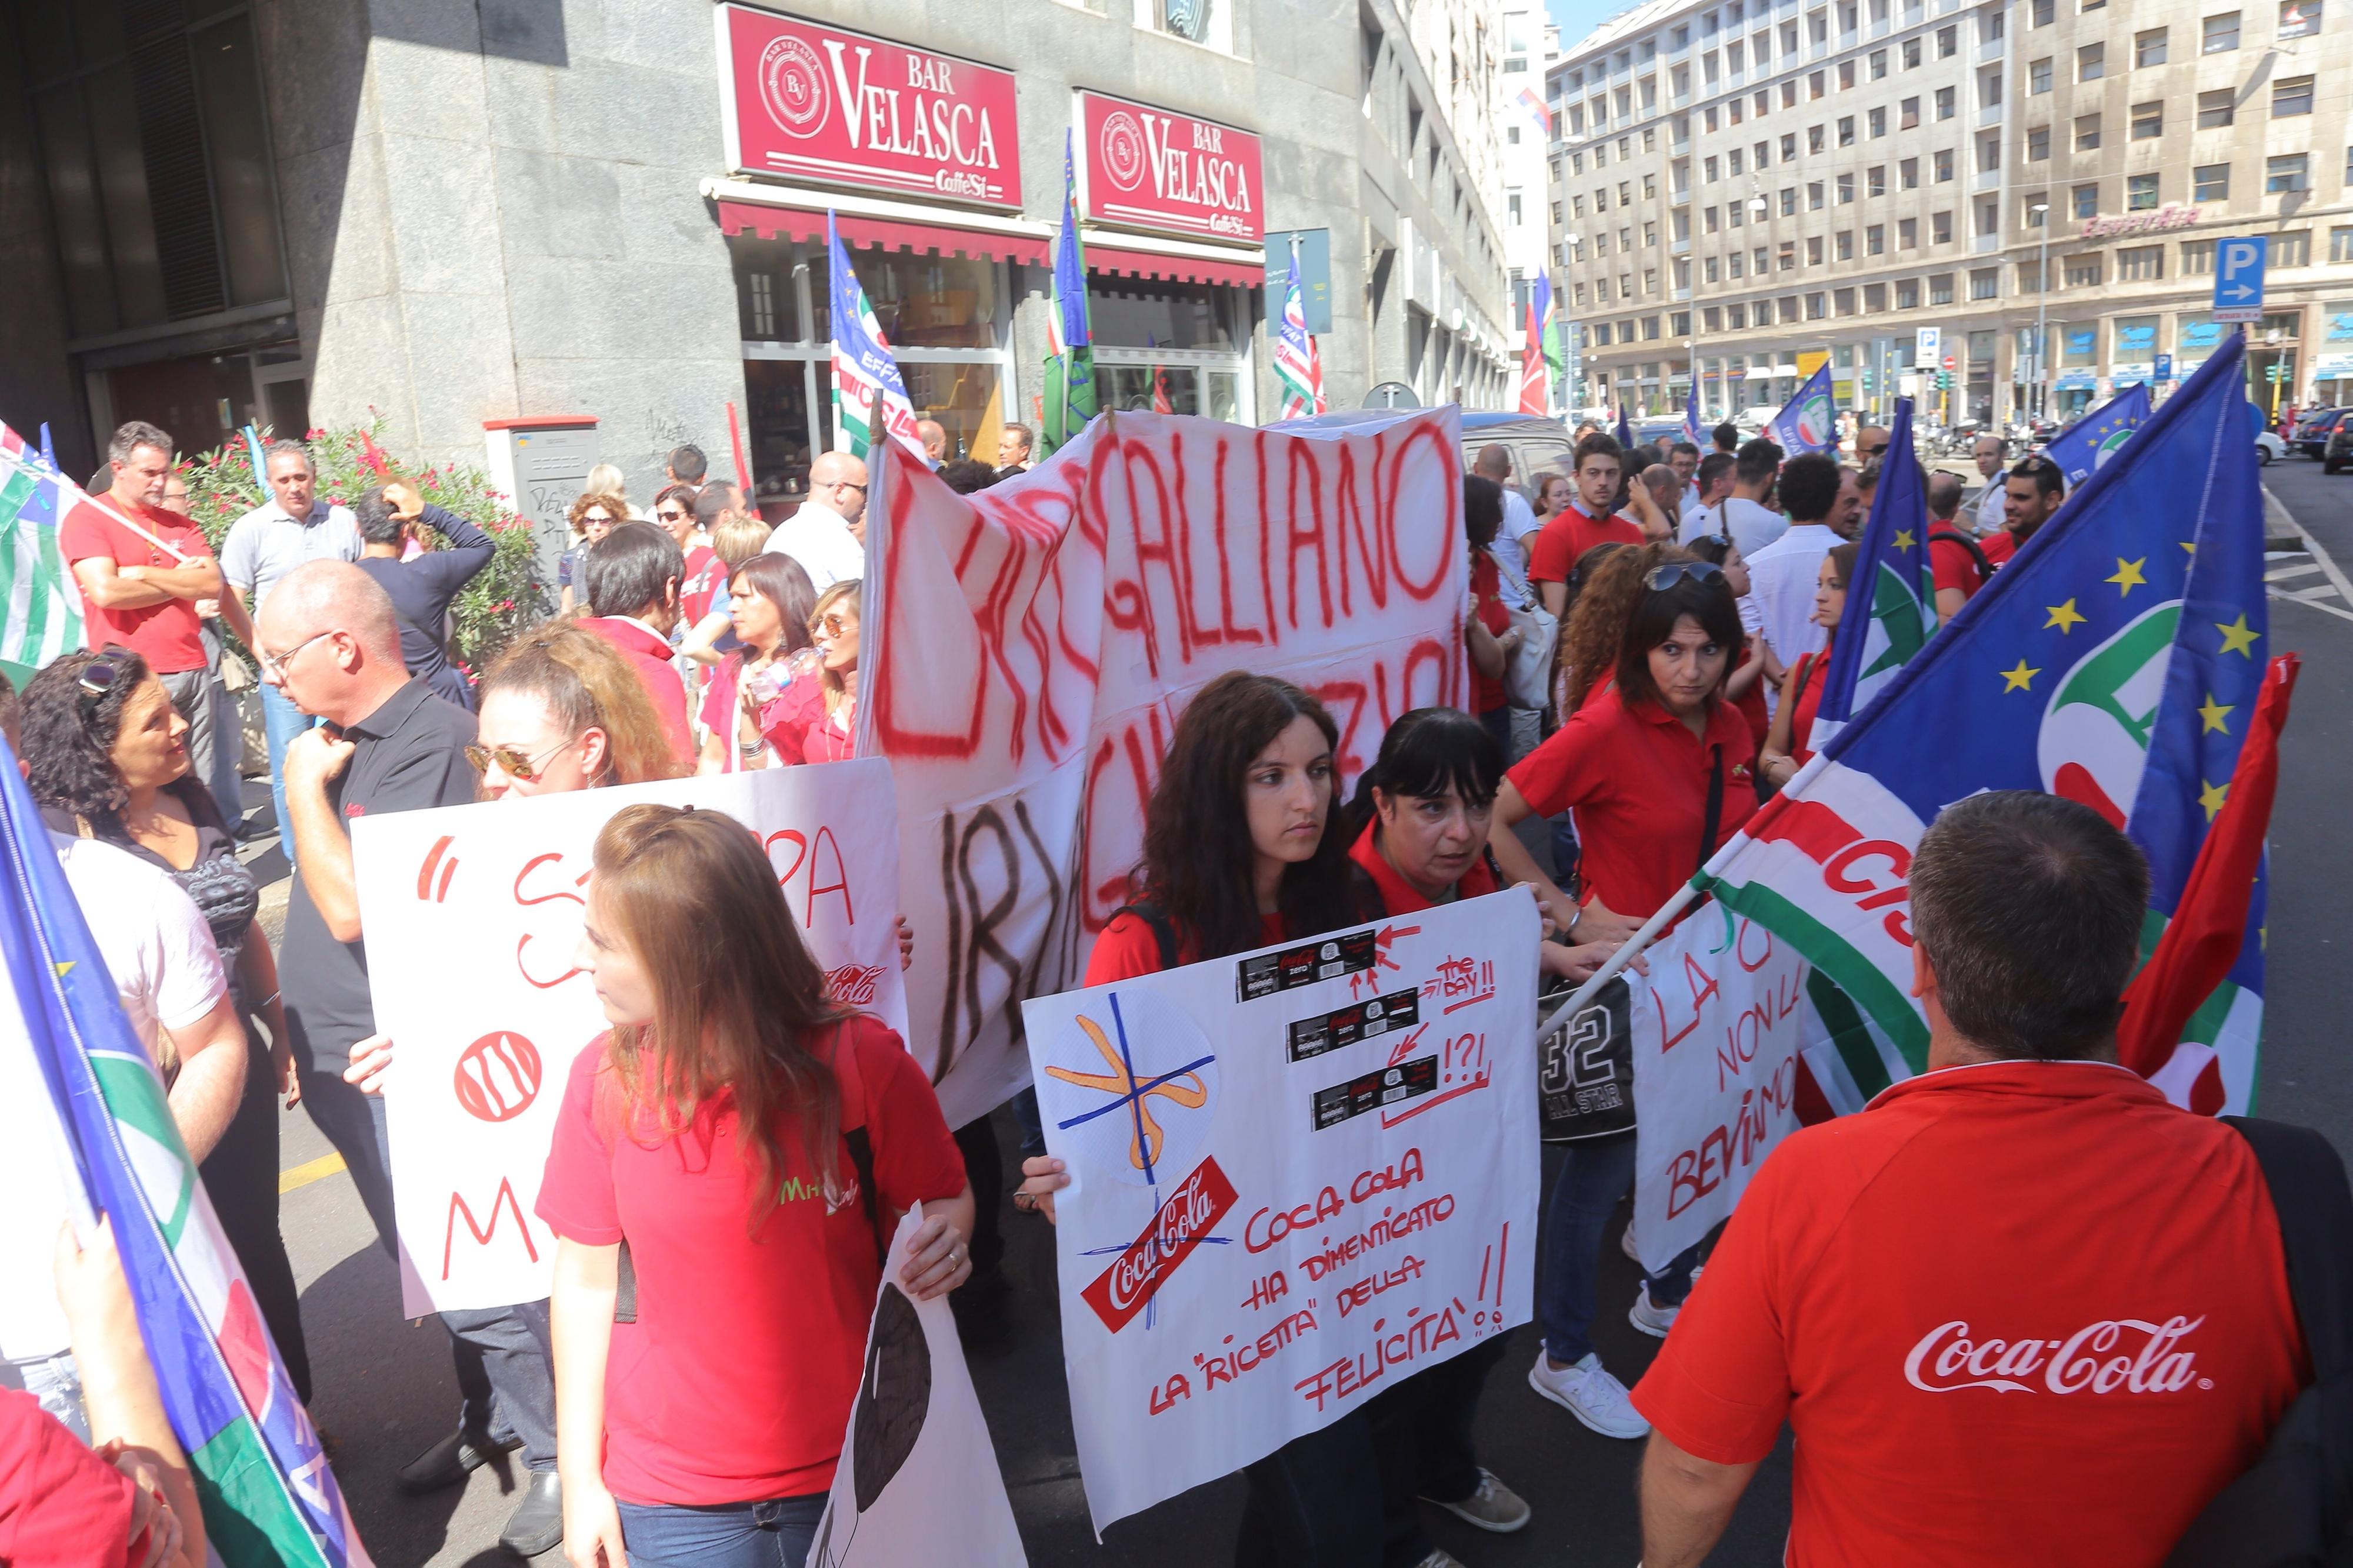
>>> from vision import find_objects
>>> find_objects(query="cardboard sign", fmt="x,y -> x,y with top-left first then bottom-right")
1628,906 -> 1813,1275
1022,891 -> 1540,1532
861,408 -> 1468,1127
1076,91 -> 1264,243
351,760 -> 906,1316
809,1207 -> 1028,1568
721,6 -> 1022,209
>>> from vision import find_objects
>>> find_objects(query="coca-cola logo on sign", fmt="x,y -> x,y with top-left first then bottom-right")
1903,1316 -> 2211,1396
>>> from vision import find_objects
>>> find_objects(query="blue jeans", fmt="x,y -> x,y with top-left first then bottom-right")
1538,1132 -> 1699,1366
617,1494 -> 827,1568
260,681 -> 311,865
443,1300 -> 556,1472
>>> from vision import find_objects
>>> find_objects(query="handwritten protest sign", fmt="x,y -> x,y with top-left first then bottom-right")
1021,890 -> 1539,1533
1628,906 -> 1814,1275
862,408 -> 1468,1127
809,1206 -> 1028,1568
350,760 -> 905,1316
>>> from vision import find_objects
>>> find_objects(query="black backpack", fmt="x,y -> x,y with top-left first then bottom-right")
2165,1117 -> 2353,1566
1928,526 -> 1992,587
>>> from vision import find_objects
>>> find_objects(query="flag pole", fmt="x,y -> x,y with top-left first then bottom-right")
0,447 -> 191,564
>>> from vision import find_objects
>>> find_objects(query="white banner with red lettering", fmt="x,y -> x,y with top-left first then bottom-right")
861,408 -> 1468,1127
351,760 -> 906,1316
1020,890 -> 1539,1533
1628,905 -> 1815,1275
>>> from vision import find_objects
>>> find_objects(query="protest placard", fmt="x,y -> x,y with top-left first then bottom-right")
350,759 -> 905,1316
861,407 -> 1468,1127
808,1206 -> 1028,1568
1021,890 -> 1539,1533
1627,905 -> 1815,1275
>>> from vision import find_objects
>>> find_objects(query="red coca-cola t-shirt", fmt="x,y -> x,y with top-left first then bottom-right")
1633,1059 -> 2308,1567
535,1019 -> 966,1506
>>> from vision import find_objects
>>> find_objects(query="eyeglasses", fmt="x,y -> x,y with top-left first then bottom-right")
464,739 -> 571,782
1860,442 -> 1889,458
76,648 -> 132,714
655,509 -> 688,523
831,480 -> 868,494
811,610 -> 855,638
259,629 -> 338,682
1643,560 -> 1726,591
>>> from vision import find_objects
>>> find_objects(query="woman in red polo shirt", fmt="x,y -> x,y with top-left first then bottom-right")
1462,479 -> 1519,755
1018,672 -> 1433,1566
539,806 -> 972,1568
1483,556 -> 1755,1445
1759,542 -> 1857,790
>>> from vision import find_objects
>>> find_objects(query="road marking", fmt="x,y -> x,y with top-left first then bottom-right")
279,1152 -> 347,1195
2266,562 -> 2323,582
2264,524 -> 2353,621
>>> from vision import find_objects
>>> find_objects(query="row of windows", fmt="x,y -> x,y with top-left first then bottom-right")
1571,225 -> 2353,332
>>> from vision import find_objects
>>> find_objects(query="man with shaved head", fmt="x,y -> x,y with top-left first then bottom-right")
765,449 -> 867,588
259,563 -> 561,1548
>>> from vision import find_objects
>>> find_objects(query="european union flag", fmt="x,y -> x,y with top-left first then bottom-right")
1615,402 -> 1634,448
2043,381 -> 2153,486
1769,363 -> 1837,455
1813,396 -> 1935,736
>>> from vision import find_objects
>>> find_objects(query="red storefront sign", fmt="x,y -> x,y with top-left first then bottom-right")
1077,91 -> 1264,245
722,6 -> 1022,211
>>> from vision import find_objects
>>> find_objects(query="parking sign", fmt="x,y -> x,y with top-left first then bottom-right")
2214,237 -> 2267,324
1915,327 -> 1941,368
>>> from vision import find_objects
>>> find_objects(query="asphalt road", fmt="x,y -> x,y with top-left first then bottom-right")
256,456 -> 2353,1567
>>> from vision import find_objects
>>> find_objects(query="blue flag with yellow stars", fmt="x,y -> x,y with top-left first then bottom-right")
1769,362 -> 1839,456
2043,380 -> 2152,486
1812,396 -> 1935,737
1699,332 -> 2268,1115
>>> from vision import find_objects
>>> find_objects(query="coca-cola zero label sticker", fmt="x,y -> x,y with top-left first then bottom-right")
1311,1056 -> 1438,1130
1237,930 -> 1376,1002
1286,989 -> 1421,1063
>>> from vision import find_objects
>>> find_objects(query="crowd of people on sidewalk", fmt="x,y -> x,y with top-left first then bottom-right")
0,410 -> 2335,1568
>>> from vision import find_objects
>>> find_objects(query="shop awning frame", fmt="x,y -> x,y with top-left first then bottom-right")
704,177 -> 1052,266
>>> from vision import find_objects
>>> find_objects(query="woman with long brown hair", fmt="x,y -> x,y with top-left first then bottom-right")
696,553 -> 818,774
542,805 -> 972,1568
472,621 -> 689,798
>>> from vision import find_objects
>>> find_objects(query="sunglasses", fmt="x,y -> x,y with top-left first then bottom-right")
1861,443 -> 1888,457
655,509 -> 688,523
831,479 -> 868,494
76,648 -> 133,714
1644,560 -> 1726,591
464,739 -> 571,782
811,610 -> 855,638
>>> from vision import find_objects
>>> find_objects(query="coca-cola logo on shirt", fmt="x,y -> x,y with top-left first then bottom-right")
1903,1316 -> 2212,1396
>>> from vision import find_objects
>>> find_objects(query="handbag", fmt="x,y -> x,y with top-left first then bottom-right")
2164,1117 -> 2353,1566
1504,590 -> 1559,712
1537,742 -> 1725,1143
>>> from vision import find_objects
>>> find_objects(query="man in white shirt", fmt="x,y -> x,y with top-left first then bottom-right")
1471,445 -> 1545,602
1678,452 -> 1738,543
1744,453 -> 1864,708
764,451 -> 868,589
1715,438 -> 1791,559
1968,435 -> 2008,535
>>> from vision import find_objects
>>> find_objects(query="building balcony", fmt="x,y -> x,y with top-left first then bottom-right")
1978,35 -> 2004,62
1973,231 -> 2002,252
1977,103 -> 2004,129
1674,286 -> 1694,301
1672,186 -> 1692,203
1974,167 -> 2001,191
1672,236 -> 1693,253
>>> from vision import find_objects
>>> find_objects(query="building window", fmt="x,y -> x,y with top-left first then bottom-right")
2194,163 -> 2230,201
1868,223 -> 1886,253
1810,181 -> 1825,209
1838,229 -> 1855,258
2076,114 -> 2102,151
1934,210 -> 1954,243
1704,305 -> 1724,330
1805,291 -> 1826,319
1902,157 -> 1921,188
2268,153 -> 2310,192
1901,96 -> 1922,129
1870,106 -> 1887,136
1728,303 -> 1748,328
1869,164 -> 1887,196
2182,239 -> 2215,273
2197,90 -> 2236,129
1897,278 -> 1921,308
1935,85 -> 1956,118
1981,69 -> 2002,109
1808,235 -> 1825,263
2279,0 -> 2321,39
2132,102 -> 2163,139
2275,229 -> 2310,266
1971,267 -> 2000,298
1938,24 -> 1958,55
1979,132 -> 2002,172
2074,182 -> 2100,217
1872,48 -> 1888,78
2028,126 -> 2051,159
1899,216 -> 1919,247
2329,226 -> 2353,263
2204,11 -> 2241,49
1644,174 -> 1658,199
2135,27 -> 2169,65
2033,0 -> 2054,22
1839,115 -> 1857,144
1834,286 -> 1855,315
1645,315 -> 1662,338
1810,124 -> 1827,153
2026,194 -> 2048,226
2078,43 -> 2104,79
1865,281 -> 1889,311
2274,76 -> 2315,117
1812,69 -> 1828,98
1779,241 -> 1797,269
1593,322 -> 1612,346
1979,198 -> 2001,234
2018,259 -> 2046,291
1839,172 -> 1855,202
1904,37 -> 1922,67
1706,206 -> 1721,232
2128,172 -> 2161,209
2030,58 -> 2052,93
1929,272 -> 1955,304
1706,254 -> 1721,281
1782,186 -> 1798,215
1841,59 -> 1857,88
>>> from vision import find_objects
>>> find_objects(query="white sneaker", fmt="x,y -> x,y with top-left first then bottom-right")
1628,1285 -> 1681,1338
1527,1350 -> 1651,1439
1619,1224 -> 1642,1262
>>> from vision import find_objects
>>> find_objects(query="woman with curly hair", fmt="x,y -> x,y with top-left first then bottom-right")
559,492 -> 625,615
17,648 -> 310,1404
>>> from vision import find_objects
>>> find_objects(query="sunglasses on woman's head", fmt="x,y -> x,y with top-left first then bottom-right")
1643,560 -> 1725,591
76,648 -> 135,714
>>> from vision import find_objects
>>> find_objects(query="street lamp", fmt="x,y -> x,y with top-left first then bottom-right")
2030,202 -> 2050,423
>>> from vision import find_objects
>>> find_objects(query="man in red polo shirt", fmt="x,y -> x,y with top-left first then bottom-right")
1632,792 -> 2309,1568
1924,470 -> 1989,619
59,421 -> 224,805
1527,433 -> 1646,616
576,523 -> 694,769
1981,452 -> 2065,568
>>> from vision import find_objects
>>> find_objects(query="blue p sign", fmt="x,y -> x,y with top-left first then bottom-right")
2214,236 -> 2267,322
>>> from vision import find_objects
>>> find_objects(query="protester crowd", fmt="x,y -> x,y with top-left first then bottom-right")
0,407 -> 2334,1568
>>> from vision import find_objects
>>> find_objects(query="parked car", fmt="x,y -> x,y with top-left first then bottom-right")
2256,429 -> 2285,466
2293,408 -> 2349,459
2326,416 -> 2353,474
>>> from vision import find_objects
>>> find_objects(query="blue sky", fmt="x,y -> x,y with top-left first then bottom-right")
1545,0 -> 1635,52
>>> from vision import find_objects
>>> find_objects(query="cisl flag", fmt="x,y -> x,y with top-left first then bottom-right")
1697,332 -> 2273,1116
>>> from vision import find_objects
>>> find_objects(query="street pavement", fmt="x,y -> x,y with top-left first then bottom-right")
254,456 -> 2353,1566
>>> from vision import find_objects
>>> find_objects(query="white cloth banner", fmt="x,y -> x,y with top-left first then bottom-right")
861,408 -> 1469,1127
350,760 -> 906,1316
809,1205 -> 1028,1568
1628,905 -> 1814,1276
1021,890 -> 1540,1533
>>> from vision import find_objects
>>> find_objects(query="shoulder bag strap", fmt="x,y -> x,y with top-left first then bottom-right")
1697,742 -> 1726,881
1114,902 -> 1181,970
831,1020 -> 887,1271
